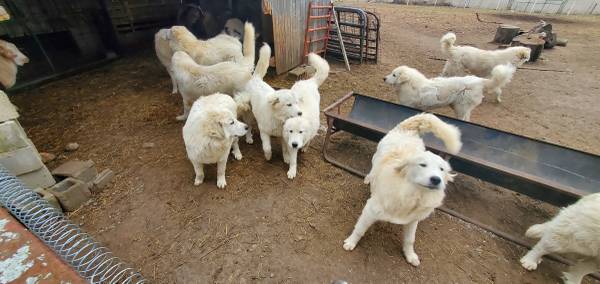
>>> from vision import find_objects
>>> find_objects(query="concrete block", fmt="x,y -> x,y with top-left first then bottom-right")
47,178 -> 91,212
0,145 -> 44,175
31,187 -> 62,212
52,160 -> 97,183
0,120 -> 29,152
91,169 -> 115,193
0,91 -> 19,122
17,166 -> 56,189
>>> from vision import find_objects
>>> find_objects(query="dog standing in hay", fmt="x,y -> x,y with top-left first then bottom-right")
183,93 -> 248,189
440,32 -> 530,78
521,193 -> 600,284
384,64 -> 515,121
343,113 -> 462,267
282,53 -> 329,179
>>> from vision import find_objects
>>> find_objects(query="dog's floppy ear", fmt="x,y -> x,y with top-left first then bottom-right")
205,112 -> 226,139
396,72 -> 411,84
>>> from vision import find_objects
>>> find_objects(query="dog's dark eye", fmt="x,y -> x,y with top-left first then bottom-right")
419,163 -> 427,168
299,131 -> 303,134
440,167 -> 444,171
230,121 -> 235,125
289,130 -> 293,133
287,103 -> 292,107
392,74 -> 396,77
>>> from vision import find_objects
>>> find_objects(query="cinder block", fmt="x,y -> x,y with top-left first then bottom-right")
0,120 -> 29,152
0,91 -> 19,122
47,178 -> 91,212
31,187 -> 62,212
91,169 -> 114,193
0,145 -> 44,176
52,160 -> 97,183
17,166 -> 56,189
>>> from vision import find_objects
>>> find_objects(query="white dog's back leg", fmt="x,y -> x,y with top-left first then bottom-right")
403,220 -> 421,266
454,105 -> 474,122
231,137 -> 242,160
521,236 -> 552,271
177,96 -> 192,121
191,160 -> 204,186
242,112 -> 254,144
287,145 -> 299,179
260,132 -> 272,161
563,259 -> 598,284
168,68 -> 178,95
343,199 -> 378,251
441,61 -> 465,77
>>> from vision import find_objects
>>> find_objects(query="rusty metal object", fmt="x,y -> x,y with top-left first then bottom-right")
0,208 -> 84,283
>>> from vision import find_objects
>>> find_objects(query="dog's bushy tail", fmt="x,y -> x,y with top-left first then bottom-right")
484,64 -> 516,93
253,43 -> 271,79
525,223 -> 548,239
242,22 -> 256,66
234,91 -> 252,114
398,113 -> 462,154
440,32 -> 456,56
307,53 -> 330,87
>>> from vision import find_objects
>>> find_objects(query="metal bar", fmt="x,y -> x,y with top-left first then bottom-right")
308,36 -> 329,43
309,14 -> 331,19
311,5 -> 332,9
332,6 -> 350,71
308,26 -> 329,32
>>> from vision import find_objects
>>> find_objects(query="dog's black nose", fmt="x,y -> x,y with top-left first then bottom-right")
292,142 -> 298,148
297,112 -> 303,116
383,77 -> 386,82
244,126 -> 249,130
430,176 -> 441,186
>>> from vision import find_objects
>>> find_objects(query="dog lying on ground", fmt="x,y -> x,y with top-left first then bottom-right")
521,193 -> 600,284
343,113 -> 462,267
440,32 -> 530,78
182,93 -> 248,188
171,23 -> 256,121
384,64 -> 515,121
235,43 -> 272,144
0,39 -> 29,89
282,53 -> 329,179
155,23 -> 251,95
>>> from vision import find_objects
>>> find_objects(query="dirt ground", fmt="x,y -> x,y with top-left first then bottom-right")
9,3 -> 600,283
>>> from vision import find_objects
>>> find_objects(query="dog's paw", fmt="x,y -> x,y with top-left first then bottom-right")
216,178 -> 227,189
264,151 -> 272,161
363,175 -> 372,184
245,136 -> 254,144
287,168 -> 297,179
194,176 -> 204,186
520,256 -> 539,271
343,237 -> 357,251
496,97 -> 502,103
233,152 -> 243,160
176,114 -> 187,121
404,252 -> 420,267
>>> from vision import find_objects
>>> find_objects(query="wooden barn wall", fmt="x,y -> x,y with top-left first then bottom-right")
268,0 -> 331,74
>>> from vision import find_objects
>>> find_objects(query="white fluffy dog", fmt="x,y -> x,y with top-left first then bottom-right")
183,93 -> 248,188
440,32 -> 531,78
343,113 -> 462,267
155,23 -> 251,95
521,193 -> 600,284
384,64 -> 515,121
282,53 -> 329,179
0,39 -> 29,89
171,23 -> 255,121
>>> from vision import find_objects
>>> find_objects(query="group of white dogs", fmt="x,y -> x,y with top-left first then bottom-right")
154,21 -> 599,283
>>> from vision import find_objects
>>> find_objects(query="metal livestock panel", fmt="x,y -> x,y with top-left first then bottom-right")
268,0 -> 331,74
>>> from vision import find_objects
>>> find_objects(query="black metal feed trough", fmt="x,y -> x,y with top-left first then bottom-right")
323,92 -> 600,207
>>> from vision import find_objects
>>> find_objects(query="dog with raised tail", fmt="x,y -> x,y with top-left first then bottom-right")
384,64 -> 516,121
440,32 -> 530,78
171,22 -> 256,121
521,193 -> 600,284
343,113 -> 462,267
282,52 -> 329,179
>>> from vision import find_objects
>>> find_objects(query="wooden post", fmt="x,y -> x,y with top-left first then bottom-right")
493,25 -> 521,44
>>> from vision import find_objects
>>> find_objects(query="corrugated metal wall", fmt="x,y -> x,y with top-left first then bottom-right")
268,0 -> 331,74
